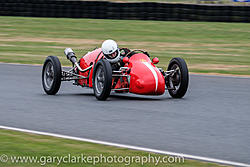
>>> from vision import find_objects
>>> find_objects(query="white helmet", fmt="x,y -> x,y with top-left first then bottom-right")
101,39 -> 120,63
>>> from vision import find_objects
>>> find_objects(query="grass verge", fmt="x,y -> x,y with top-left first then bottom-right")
0,129 -> 229,167
0,16 -> 250,75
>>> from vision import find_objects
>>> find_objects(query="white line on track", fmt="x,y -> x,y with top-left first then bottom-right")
0,125 -> 249,167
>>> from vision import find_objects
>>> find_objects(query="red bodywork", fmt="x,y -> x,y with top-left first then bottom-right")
78,48 -> 165,95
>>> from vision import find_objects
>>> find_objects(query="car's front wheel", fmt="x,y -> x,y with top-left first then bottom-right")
42,56 -> 62,95
93,59 -> 112,100
166,57 -> 189,98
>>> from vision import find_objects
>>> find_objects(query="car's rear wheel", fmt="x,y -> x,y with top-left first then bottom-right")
93,59 -> 112,100
42,56 -> 62,95
166,57 -> 189,98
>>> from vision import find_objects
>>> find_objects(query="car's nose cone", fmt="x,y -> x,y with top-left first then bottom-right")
129,62 -> 165,95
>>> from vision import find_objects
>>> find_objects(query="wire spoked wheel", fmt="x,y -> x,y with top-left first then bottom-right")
42,56 -> 62,95
95,66 -> 105,95
166,57 -> 189,98
169,64 -> 181,91
44,62 -> 54,89
93,59 -> 112,100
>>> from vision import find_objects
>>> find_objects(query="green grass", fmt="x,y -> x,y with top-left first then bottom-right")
0,129 -> 229,167
0,16 -> 250,75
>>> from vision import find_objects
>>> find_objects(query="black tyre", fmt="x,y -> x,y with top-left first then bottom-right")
42,56 -> 62,95
93,59 -> 112,100
166,57 -> 189,98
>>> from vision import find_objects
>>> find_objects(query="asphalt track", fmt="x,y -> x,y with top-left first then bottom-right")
0,63 -> 250,165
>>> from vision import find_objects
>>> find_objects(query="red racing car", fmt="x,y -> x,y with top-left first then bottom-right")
42,45 -> 189,100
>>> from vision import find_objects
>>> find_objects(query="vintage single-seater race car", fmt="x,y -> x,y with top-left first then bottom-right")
42,45 -> 189,100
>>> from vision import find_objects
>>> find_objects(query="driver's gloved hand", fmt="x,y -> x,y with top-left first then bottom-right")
120,48 -> 131,57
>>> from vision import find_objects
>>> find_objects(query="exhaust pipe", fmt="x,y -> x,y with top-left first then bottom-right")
64,48 -> 77,64
64,48 -> 93,72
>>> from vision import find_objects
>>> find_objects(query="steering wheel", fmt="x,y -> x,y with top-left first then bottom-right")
123,49 -> 150,58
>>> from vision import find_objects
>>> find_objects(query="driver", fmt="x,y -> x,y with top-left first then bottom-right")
102,39 -> 133,70
101,39 -> 121,64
